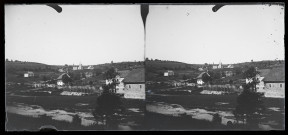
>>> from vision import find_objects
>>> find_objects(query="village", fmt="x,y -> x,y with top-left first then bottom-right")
5,3 -> 284,131
6,60 -> 145,98
145,59 -> 285,130
146,59 -> 285,98
5,60 -> 146,130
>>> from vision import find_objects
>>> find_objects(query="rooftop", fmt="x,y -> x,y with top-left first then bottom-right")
122,68 -> 144,83
196,72 -> 210,79
263,67 -> 285,82
117,70 -> 131,78
57,73 -> 70,80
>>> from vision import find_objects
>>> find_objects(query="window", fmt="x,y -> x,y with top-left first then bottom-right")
269,84 -> 271,87
129,85 -> 131,89
140,85 -> 142,89
280,84 -> 282,88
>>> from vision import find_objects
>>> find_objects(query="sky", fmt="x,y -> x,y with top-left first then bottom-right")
146,5 -> 285,64
5,5 -> 144,65
5,4 -> 285,65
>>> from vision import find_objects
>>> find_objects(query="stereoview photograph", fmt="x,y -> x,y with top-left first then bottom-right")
5,4 -> 145,131
5,3 -> 285,131
145,4 -> 284,131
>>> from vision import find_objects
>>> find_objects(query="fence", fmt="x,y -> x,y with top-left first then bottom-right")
202,84 -> 243,93
62,85 -> 101,94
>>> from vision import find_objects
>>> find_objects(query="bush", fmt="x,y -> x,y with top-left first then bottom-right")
212,113 -> 222,125
72,114 -> 82,126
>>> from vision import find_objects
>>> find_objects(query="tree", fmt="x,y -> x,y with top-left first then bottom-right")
42,75 -> 48,81
72,72 -> 81,81
243,67 -> 260,92
62,74 -> 72,85
233,67 -> 265,129
221,71 -> 226,78
72,114 -> 82,127
81,72 -> 86,79
93,68 -> 102,76
229,79 -> 233,85
213,71 -> 221,80
104,67 -> 119,93
89,81 -> 93,86
235,68 -> 242,75
182,74 -> 187,80
202,73 -> 212,84
212,113 -> 222,125
92,84 -> 124,129
104,67 -> 118,80
145,57 -> 149,61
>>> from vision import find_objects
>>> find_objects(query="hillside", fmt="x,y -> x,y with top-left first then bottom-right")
146,60 -> 200,70
233,60 -> 284,69
5,61 -> 60,71
93,61 -> 144,71
145,59 -> 285,83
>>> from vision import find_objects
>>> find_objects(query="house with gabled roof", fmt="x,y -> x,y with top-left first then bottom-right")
262,67 -> 285,98
196,72 -> 210,85
115,70 -> 131,94
251,67 -> 285,98
24,71 -> 34,77
164,70 -> 174,76
122,68 -> 145,99
57,73 -> 71,86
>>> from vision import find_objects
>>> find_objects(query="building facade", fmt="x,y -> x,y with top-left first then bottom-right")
122,68 -> 145,99
24,71 -> 34,77
164,70 -> 174,76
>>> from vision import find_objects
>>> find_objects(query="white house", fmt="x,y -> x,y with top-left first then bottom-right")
218,62 -> 222,69
72,63 -> 83,70
198,67 -> 204,71
196,72 -> 210,85
245,68 -> 285,98
73,66 -> 78,70
212,62 -> 223,69
87,65 -> 94,70
24,71 -> 34,77
58,68 -> 66,73
85,72 -> 93,78
226,64 -> 234,68
164,70 -> 174,76
122,68 -> 145,99
115,70 -> 130,94
57,73 -> 71,86
78,63 -> 83,70
260,68 -> 285,98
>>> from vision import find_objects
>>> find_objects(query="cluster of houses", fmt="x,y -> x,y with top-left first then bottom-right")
58,63 -> 94,73
30,66 -> 145,99
198,62 -> 234,71
159,62 -> 285,98
105,68 -> 145,99
248,67 -> 285,98
194,66 -> 285,98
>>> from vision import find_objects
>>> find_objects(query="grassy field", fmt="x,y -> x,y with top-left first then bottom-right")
146,94 -> 285,130
6,91 -> 145,131
6,112 -> 104,131
147,94 -> 284,109
6,95 -> 99,110
147,94 -> 238,109
144,112 -> 230,131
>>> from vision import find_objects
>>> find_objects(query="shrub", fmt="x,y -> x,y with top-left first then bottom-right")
212,113 -> 222,125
